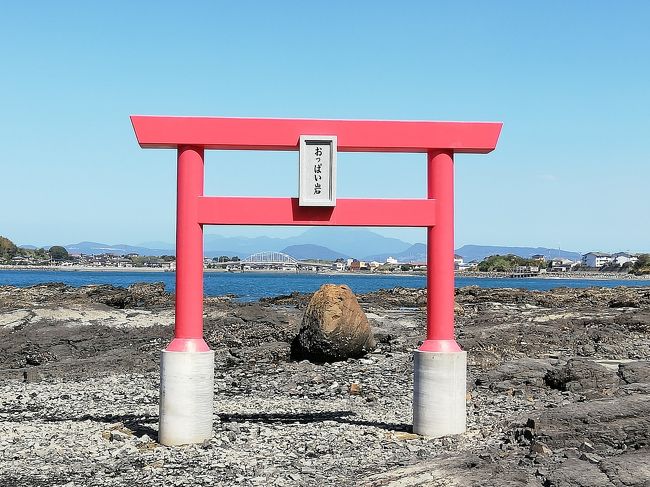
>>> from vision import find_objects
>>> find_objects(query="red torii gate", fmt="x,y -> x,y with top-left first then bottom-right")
131,115 -> 502,446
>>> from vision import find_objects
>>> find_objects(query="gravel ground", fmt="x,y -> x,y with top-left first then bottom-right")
1,283 -> 649,486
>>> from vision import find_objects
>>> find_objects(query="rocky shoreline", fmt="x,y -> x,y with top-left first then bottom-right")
455,270 -> 650,280
1,283 -> 649,486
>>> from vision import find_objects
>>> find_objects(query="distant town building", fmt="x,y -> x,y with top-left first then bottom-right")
11,256 -> 29,264
612,252 -> 638,266
116,258 -> 133,268
513,265 -> 540,274
549,258 -> 575,272
581,252 -> 612,268
531,254 -> 546,261
349,260 -> 369,271
454,254 -> 464,270
385,256 -> 398,265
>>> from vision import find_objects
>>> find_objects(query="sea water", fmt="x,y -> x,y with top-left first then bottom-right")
0,269 -> 648,302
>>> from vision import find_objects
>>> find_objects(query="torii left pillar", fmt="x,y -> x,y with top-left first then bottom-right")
158,145 -> 214,446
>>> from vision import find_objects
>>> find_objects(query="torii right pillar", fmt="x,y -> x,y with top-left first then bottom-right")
413,149 -> 466,437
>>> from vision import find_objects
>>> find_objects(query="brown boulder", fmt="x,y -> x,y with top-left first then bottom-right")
291,284 -> 376,362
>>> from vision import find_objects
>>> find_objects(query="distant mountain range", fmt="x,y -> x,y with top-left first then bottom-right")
280,244 -> 349,261
20,231 -> 586,263
201,228 -> 412,258
62,242 -> 175,257
365,243 -> 427,263
454,245 -> 582,262
21,229 -> 413,260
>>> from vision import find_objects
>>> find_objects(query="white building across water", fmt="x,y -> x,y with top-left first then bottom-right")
581,251 -> 639,268
581,252 -> 612,268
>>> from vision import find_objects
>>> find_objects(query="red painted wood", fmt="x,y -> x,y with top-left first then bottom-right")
131,115 -> 503,354
420,150 -> 461,353
131,116 -> 502,154
172,146 -> 209,350
196,197 -> 436,227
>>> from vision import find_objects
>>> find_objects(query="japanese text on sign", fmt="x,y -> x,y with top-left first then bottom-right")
299,136 -> 337,207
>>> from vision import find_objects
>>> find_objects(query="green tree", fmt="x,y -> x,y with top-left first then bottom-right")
49,246 -> 69,261
34,247 -> 48,259
0,236 -> 18,262
477,254 -> 542,272
131,256 -> 162,267
632,254 -> 650,275
600,261 -> 622,272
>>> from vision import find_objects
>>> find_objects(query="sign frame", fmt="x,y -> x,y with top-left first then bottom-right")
298,135 -> 337,207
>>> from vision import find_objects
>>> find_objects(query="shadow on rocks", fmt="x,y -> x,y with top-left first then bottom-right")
218,410 -> 411,432
42,412 -> 159,439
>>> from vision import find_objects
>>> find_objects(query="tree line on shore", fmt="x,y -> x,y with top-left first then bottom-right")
0,236 -> 173,267
476,253 -> 650,276
0,236 -> 68,264
0,235 -> 247,268
1,234 -> 86,262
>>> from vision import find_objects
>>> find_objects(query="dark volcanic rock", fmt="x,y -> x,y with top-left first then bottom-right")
600,448 -> 650,486
523,395 -> 650,451
0,282 -> 173,310
478,358 -> 553,391
1,282 -> 650,485
545,458 -> 612,487
291,284 -> 376,362
618,361 -> 650,384
544,359 -> 621,397
360,286 -> 427,308
204,302 -> 298,365
86,282 -> 171,309
260,291 -> 312,308
546,450 -> 650,487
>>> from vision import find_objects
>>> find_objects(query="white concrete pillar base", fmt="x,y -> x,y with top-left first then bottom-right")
412,350 -> 467,437
159,350 -> 214,446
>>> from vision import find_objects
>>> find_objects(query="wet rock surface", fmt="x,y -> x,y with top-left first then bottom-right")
0,283 -> 649,486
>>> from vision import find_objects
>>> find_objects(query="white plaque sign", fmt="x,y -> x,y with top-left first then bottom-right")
299,135 -> 337,207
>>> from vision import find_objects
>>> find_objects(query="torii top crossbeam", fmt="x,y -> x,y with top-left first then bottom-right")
131,116 -> 500,153
131,115 -> 501,354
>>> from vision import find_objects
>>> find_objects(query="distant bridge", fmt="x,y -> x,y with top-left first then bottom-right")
241,251 -> 298,265
213,251 -> 332,271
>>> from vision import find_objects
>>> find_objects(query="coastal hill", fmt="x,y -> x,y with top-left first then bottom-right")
64,242 -> 175,257
202,228 -> 412,259
365,243 -> 427,263
17,232 -> 587,262
455,245 -> 582,263
364,244 -> 582,264
19,229 -> 415,260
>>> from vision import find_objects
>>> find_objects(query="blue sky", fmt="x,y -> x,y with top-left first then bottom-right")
1,1 -> 648,253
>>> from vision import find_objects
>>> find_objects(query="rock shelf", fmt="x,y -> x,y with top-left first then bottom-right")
1,283 -> 649,486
